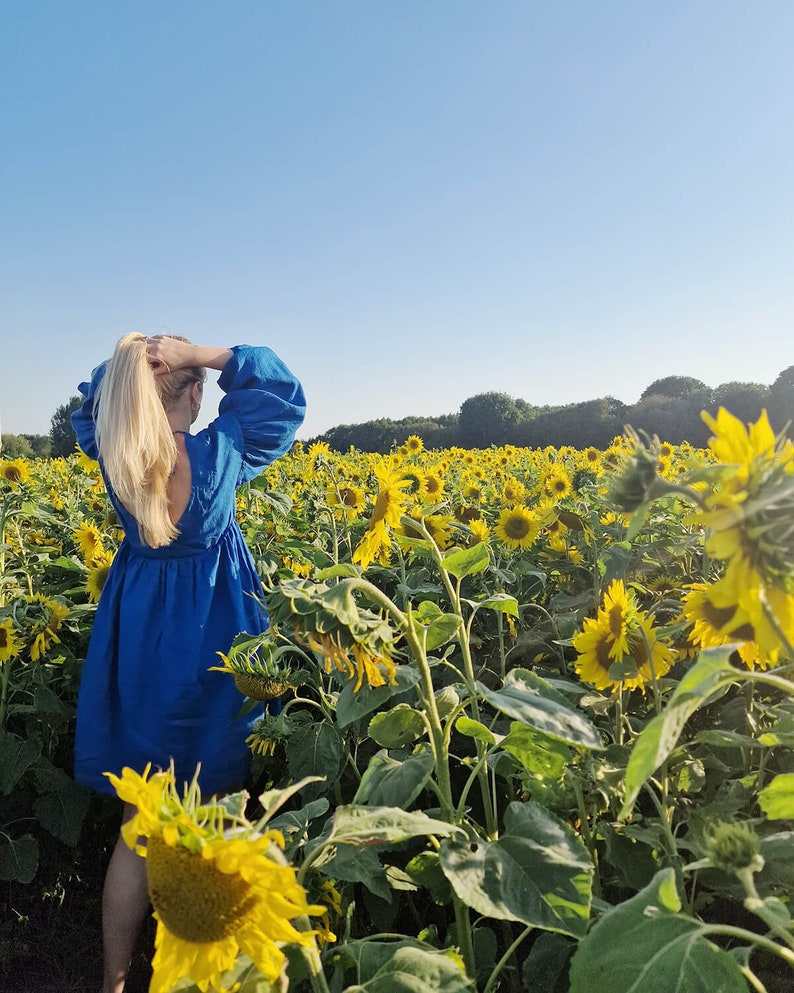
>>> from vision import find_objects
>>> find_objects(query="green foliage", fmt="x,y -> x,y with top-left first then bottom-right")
49,395 -> 82,458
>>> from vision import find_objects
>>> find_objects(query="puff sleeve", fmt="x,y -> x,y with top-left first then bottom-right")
70,362 -> 108,461
215,345 -> 306,484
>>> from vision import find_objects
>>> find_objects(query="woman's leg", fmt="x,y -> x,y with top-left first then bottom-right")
101,803 -> 150,993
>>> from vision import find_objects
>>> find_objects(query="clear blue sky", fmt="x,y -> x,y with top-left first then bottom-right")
2,1 -> 792,441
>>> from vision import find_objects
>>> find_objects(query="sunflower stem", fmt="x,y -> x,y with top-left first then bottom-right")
297,932 -> 332,993
482,925 -> 533,993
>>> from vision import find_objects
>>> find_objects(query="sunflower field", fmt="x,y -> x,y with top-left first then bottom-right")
1,409 -> 793,993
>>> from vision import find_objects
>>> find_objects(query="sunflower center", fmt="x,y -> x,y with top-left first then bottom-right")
147,837 -> 258,943
5,467 -> 21,483
702,600 -> 739,630
504,515 -> 530,540
608,604 -> 625,639
370,490 -> 392,526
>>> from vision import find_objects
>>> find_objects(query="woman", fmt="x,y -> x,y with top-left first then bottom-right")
71,333 -> 306,993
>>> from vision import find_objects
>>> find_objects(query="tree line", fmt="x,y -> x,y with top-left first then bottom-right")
312,369 -> 794,452
2,368 -> 793,459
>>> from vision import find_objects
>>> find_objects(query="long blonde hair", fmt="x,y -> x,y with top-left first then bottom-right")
94,333 -> 206,547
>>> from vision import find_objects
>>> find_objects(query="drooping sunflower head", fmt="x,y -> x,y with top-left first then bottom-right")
211,634 -> 306,701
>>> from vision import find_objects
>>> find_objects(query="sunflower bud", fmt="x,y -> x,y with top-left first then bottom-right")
607,429 -> 662,512
704,821 -> 762,873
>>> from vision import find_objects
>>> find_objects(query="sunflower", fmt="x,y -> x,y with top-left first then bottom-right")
468,519 -> 490,546
543,467 -> 572,502
0,458 -> 32,488
681,583 -> 770,670
405,435 -> 424,455
304,631 -> 397,692
86,550 -> 115,603
573,580 -> 674,692
73,521 -> 105,566
27,594 -> 70,661
495,506 -> 540,551
0,619 -> 22,663
326,484 -> 366,517
104,766 -> 326,993
422,472 -> 445,501
75,447 -> 100,474
501,477 -> 526,504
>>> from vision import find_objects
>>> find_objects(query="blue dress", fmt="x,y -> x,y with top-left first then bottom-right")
71,345 -> 306,795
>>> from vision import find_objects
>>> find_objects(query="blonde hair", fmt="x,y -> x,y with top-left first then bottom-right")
94,333 -> 206,547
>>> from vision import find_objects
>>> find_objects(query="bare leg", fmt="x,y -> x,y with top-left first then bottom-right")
101,803 -> 150,993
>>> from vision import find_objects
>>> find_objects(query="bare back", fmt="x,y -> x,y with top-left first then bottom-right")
166,434 -> 192,525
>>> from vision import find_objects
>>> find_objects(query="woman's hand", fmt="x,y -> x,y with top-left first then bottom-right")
145,335 -> 197,376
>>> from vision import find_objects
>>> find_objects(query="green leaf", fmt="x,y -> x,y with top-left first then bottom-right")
369,705 -> 426,748
522,932 -> 575,993
316,563 -> 363,580
455,717 -> 496,746
0,833 -> 39,883
319,805 -> 462,850
620,649 -> 744,818
268,798 -> 329,847
50,555 -> 84,572
33,778 -> 90,846
439,802 -> 592,937
405,851 -> 452,905
336,666 -> 421,728
326,845 -> 392,903
246,484 -> 293,514
0,732 -> 40,795
472,593 -> 519,617
333,938 -> 471,993
478,669 -> 603,750
414,601 -> 462,651
286,721 -> 343,801
441,542 -> 489,579
354,749 -> 434,809
758,773 -> 794,820
501,723 -> 570,778
568,869 -> 747,993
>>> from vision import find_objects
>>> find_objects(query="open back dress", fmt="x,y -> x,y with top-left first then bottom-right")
71,345 -> 306,795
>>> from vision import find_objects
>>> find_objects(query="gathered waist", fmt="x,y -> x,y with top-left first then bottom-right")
127,520 -> 239,560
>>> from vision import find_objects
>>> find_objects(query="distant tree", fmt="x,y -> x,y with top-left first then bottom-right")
625,395 -> 709,446
515,398 -> 625,448
458,392 -> 523,447
1,433 -> 35,458
50,396 -> 82,458
640,376 -> 710,402
708,382 -> 769,425
769,366 -> 794,435
22,434 -> 52,457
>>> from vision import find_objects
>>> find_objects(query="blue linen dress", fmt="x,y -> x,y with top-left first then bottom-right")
71,345 -> 306,796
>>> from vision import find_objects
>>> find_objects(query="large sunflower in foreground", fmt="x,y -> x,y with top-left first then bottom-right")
573,580 -> 674,693
106,766 -> 325,993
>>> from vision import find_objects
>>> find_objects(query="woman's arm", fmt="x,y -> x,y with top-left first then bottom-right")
145,336 -> 233,375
